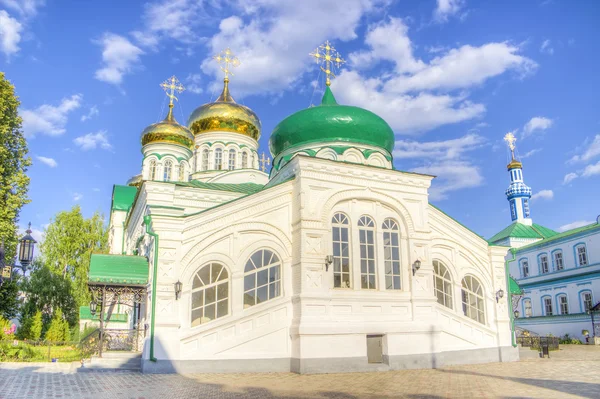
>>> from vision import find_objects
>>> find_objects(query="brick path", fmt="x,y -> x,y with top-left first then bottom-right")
1,345 -> 599,399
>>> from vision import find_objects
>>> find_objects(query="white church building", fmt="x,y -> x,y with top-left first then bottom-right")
95,49 -> 518,373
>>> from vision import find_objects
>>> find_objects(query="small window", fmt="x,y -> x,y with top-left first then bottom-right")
558,295 -> 569,315
163,160 -> 173,181
543,297 -> 553,316
433,260 -> 453,309
554,251 -> 564,271
461,275 -> 485,324
243,249 -> 282,308
332,213 -> 351,288
191,263 -> 229,327
149,160 -> 157,180
582,292 -> 593,313
510,200 -> 517,221
523,298 -> 532,317
214,148 -> 223,170
228,149 -> 236,170
178,164 -> 185,181
242,152 -> 248,168
382,219 -> 401,290
576,245 -> 588,266
540,255 -> 549,274
202,149 -> 209,171
358,216 -> 376,290
521,260 -> 529,278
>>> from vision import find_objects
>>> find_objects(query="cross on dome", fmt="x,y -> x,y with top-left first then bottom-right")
309,40 -> 346,86
503,132 -> 518,160
160,76 -> 185,107
213,47 -> 241,81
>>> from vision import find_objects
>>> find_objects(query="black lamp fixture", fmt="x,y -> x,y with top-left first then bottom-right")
325,255 -> 333,271
90,300 -> 98,316
514,310 -> 520,319
18,222 -> 37,271
496,289 -> 505,303
174,280 -> 183,300
412,259 -> 421,276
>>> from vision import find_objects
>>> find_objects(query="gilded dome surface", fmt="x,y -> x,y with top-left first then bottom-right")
187,78 -> 261,140
269,87 -> 394,158
141,105 -> 194,150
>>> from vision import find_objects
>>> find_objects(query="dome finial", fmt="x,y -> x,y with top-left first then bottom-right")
503,131 -> 518,160
160,75 -> 185,121
309,40 -> 346,87
213,47 -> 240,103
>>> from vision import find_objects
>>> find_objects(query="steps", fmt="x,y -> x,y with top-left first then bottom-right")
81,351 -> 142,372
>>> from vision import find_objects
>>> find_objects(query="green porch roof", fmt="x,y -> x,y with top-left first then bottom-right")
112,185 -> 138,211
509,276 -> 522,295
175,181 -> 264,195
89,254 -> 149,285
79,306 -> 128,322
488,222 -> 558,244
516,220 -> 600,252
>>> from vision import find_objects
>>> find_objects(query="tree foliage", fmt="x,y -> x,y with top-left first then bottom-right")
45,308 -> 69,342
30,310 -> 43,340
0,278 -> 20,319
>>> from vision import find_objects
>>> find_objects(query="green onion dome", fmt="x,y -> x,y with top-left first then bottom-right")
269,87 -> 395,158
141,104 -> 195,150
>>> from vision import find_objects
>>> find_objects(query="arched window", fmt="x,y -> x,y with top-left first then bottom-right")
358,216 -> 376,290
539,254 -> 549,274
178,163 -> 185,181
433,260 -> 453,309
581,291 -> 593,312
214,148 -> 223,170
523,298 -> 533,317
163,160 -> 173,181
243,249 -> 281,308
191,263 -> 229,327
382,219 -> 401,290
461,275 -> 485,324
557,294 -> 569,315
542,296 -> 553,315
520,259 -> 529,278
202,149 -> 209,171
552,250 -> 564,271
332,213 -> 351,288
149,160 -> 157,180
242,152 -> 248,168
228,149 -> 236,170
575,244 -> 588,266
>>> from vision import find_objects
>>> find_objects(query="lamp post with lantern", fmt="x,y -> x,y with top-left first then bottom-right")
0,222 -> 37,287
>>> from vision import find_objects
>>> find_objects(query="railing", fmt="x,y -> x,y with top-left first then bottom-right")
103,328 -> 143,352
517,336 -> 560,351
78,328 -> 101,358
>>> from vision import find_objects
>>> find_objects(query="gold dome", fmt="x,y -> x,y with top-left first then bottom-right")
507,159 -> 523,170
141,105 -> 195,150
187,78 -> 261,140
127,174 -> 143,187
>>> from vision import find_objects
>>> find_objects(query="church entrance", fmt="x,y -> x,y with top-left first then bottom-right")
367,335 -> 383,363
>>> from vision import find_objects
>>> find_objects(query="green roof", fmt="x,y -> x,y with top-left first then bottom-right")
488,222 -> 558,244
89,254 -> 149,285
509,276 -> 522,295
112,185 -> 138,211
175,180 -> 264,195
516,220 -> 600,252
269,86 -> 395,158
79,306 -> 127,322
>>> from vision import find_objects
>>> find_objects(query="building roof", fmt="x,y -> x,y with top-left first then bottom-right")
515,220 -> 600,252
175,180 -> 264,195
111,185 -> 138,212
88,254 -> 149,285
79,306 -> 127,322
509,276 -> 522,295
488,222 -> 558,244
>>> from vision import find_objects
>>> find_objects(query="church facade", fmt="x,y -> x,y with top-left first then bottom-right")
102,53 -> 517,373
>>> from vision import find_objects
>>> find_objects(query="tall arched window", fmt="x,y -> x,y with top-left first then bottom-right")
178,163 -> 185,181
433,260 -> 453,309
461,275 -> 485,324
557,294 -> 569,315
332,213 -> 351,288
214,148 -> 223,170
523,298 -> 533,317
382,218 -> 401,290
202,149 -> 209,171
358,215 -> 376,290
242,152 -> 248,168
191,263 -> 229,327
149,160 -> 157,180
576,244 -> 588,266
163,160 -> 173,181
581,291 -> 593,312
228,149 -> 236,170
243,249 -> 281,308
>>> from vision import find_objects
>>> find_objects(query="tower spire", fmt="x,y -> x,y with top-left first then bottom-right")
503,132 -> 532,225
160,75 -> 185,121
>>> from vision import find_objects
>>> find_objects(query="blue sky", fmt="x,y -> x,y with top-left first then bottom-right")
1,0 -> 599,243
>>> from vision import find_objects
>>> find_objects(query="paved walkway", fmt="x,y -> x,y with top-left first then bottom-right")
1,345 -> 600,399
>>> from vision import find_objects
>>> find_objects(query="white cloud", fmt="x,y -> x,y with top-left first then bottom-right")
81,105 -> 99,122
19,224 -> 44,246
21,94 -> 83,138
569,134 -> 600,163
522,116 -> 553,138
433,0 -> 465,22
521,148 -> 541,158
531,189 -> 553,201
557,220 -> 594,233
1,0 -> 45,17
412,161 -> 483,201
540,39 -> 554,55
73,131 -> 112,151
0,10 -> 22,59
36,156 -> 57,168
94,33 -> 144,85
73,192 -> 83,202
92,187 -> 100,192
582,160 -> 600,177
563,172 -> 578,184
394,133 -> 485,159
185,73 -> 203,94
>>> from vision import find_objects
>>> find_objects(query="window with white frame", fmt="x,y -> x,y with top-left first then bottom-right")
178,163 -> 185,181
163,160 -> 173,181
332,213 -> 351,288
191,263 -> 229,327
461,275 -> 485,324
433,260 -> 453,309
243,249 -> 281,308
382,219 -> 401,290
521,260 -> 529,277
202,149 -> 209,171
543,296 -> 553,316
554,251 -> 564,271
582,291 -> 593,312
540,254 -> 549,274
524,298 -> 532,317
228,149 -> 236,170
358,215 -> 376,290
149,159 -> 157,180
242,152 -> 248,168
576,245 -> 588,266
214,148 -> 223,170
558,294 -> 569,315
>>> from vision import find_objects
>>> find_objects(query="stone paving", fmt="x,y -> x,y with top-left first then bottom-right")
1,345 -> 600,399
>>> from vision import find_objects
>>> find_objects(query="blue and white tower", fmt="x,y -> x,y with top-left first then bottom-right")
504,132 -> 532,225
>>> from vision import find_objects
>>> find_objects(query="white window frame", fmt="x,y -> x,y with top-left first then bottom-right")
382,218 -> 401,290
163,159 -> 173,181
523,298 -> 533,317
332,213 -> 351,288
242,152 -> 248,168
243,249 -> 282,309
558,294 -> 569,315
576,244 -> 588,266
228,149 -> 236,170
149,159 -> 157,180
201,149 -> 209,171
358,215 -> 376,290
582,291 -> 593,313
214,148 -> 223,170
461,275 -> 485,324
191,263 -> 229,327
539,254 -> 549,274
521,260 -> 529,278
433,260 -> 453,309
553,251 -> 564,271
543,296 -> 553,316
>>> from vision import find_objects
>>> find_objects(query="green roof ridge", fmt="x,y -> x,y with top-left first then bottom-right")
516,221 -> 599,251
175,181 -> 264,195
488,222 -> 558,244
321,86 -> 338,105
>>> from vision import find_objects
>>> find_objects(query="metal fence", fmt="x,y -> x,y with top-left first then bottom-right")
517,336 -> 560,351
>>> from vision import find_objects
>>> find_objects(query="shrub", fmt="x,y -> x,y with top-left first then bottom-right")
559,334 -> 582,345
45,309 -> 66,342
31,311 -> 43,341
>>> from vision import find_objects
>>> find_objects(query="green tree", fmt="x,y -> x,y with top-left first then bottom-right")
40,206 -> 108,307
45,309 -> 66,342
30,310 -> 42,340
0,278 -> 20,319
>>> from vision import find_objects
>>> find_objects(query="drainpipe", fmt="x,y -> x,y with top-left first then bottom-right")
121,221 -> 126,255
143,215 -> 158,362
505,247 -> 517,347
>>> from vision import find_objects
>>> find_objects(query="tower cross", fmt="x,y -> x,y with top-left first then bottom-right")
309,40 -> 346,86
259,152 -> 270,172
503,132 -> 517,160
160,76 -> 185,106
213,48 -> 241,80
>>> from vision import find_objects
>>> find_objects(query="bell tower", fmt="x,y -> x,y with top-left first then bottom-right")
503,132 -> 532,225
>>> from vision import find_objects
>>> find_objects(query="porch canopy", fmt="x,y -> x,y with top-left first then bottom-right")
88,254 -> 149,304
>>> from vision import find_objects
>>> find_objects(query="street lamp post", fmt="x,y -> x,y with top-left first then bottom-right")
0,223 -> 37,287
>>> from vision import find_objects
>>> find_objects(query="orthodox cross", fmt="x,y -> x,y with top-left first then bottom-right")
503,132 -> 517,159
160,76 -> 185,106
259,152 -> 270,172
309,40 -> 346,86
213,48 -> 241,80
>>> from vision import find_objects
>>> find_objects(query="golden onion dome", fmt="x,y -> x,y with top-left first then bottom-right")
186,78 -> 261,140
127,174 -> 142,187
141,104 -> 195,150
507,159 -> 523,170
